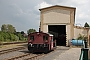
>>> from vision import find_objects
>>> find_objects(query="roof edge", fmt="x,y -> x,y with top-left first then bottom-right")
39,5 -> 76,11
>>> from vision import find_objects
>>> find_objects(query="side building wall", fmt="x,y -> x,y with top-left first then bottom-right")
74,26 -> 90,46
74,26 -> 88,39
88,29 -> 90,46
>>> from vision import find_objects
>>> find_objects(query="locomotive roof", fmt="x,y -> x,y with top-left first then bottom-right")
29,32 -> 53,36
46,33 -> 53,36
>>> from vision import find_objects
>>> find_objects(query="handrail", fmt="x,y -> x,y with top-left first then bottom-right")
79,40 -> 89,60
79,50 -> 84,60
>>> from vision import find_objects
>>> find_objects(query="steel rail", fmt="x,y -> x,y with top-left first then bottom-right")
0,47 -> 26,55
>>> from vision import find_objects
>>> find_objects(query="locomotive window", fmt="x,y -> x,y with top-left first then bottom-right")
43,36 -> 48,40
30,36 -> 34,40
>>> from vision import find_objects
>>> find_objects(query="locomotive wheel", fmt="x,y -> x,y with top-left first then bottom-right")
28,46 -> 32,53
44,48 -> 49,54
44,51 -> 48,54
28,46 -> 30,51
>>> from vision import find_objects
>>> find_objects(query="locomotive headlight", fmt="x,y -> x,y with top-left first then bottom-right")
44,44 -> 48,47
44,44 -> 45,47
30,43 -> 33,47
29,43 -> 34,47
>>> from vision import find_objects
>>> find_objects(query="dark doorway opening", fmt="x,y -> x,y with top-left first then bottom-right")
48,25 -> 66,46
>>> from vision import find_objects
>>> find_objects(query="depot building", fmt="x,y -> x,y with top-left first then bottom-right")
39,5 -> 89,46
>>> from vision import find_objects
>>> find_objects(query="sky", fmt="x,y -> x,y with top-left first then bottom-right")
0,0 -> 90,33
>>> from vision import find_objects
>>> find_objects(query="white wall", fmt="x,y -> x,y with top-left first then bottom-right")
43,25 -> 48,33
66,25 -> 71,40
43,9 -> 70,24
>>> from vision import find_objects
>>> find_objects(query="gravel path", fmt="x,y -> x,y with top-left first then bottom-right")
0,49 -> 29,60
54,48 -> 81,60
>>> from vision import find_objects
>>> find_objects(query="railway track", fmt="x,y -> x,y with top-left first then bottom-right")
0,41 -> 27,45
0,46 -> 70,60
6,47 -> 68,60
0,47 -> 26,55
5,53 -> 45,60
2,49 -> 55,60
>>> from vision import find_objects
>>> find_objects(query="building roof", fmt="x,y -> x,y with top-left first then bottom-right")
39,5 -> 76,23
39,5 -> 76,11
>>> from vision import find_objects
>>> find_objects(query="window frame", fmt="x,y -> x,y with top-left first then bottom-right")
30,35 -> 34,40
43,35 -> 48,41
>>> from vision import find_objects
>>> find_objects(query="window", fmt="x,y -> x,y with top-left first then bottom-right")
51,37 -> 53,42
43,36 -> 48,40
30,36 -> 34,40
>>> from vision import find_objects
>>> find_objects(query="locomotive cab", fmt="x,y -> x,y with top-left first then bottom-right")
28,32 -> 56,53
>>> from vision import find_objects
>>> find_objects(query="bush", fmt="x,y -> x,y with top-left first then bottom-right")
0,31 -> 27,42
77,34 -> 88,40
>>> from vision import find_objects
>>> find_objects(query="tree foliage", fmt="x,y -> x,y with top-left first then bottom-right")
15,31 -> 27,41
84,22 -> 90,27
21,31 -> 24,35
1,24 -> 16,33
0,24 -> 27,42
27,29 -> 36,34
77,34 -> 88,40
0,32 -> 18,42
7,24 -> 16,33
1,24 -> 7,32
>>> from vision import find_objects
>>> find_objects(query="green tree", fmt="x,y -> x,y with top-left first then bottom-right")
0,34 -> 4,42
0,34 -> 4,45
16,32 -> 22,40
0,24 -> 27,42
7,24 -> 16,33
0,32 -> 6,41
27,29 -> 36,34
21,31 -> 24,35
1,24 -> 16,33
15,35 -> 19,41
77,34 -> 88,40
84,22 -> 90,27
1,24 -> 7,32
21,31 -> 25,37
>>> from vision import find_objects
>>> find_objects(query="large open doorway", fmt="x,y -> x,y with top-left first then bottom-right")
48,25 -> 66,46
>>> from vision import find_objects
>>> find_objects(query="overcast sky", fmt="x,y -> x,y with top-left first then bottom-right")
0,0 -> 90,33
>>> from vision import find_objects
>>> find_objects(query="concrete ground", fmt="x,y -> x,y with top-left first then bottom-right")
40,47 -> 81,60
54,48 -> 81,60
